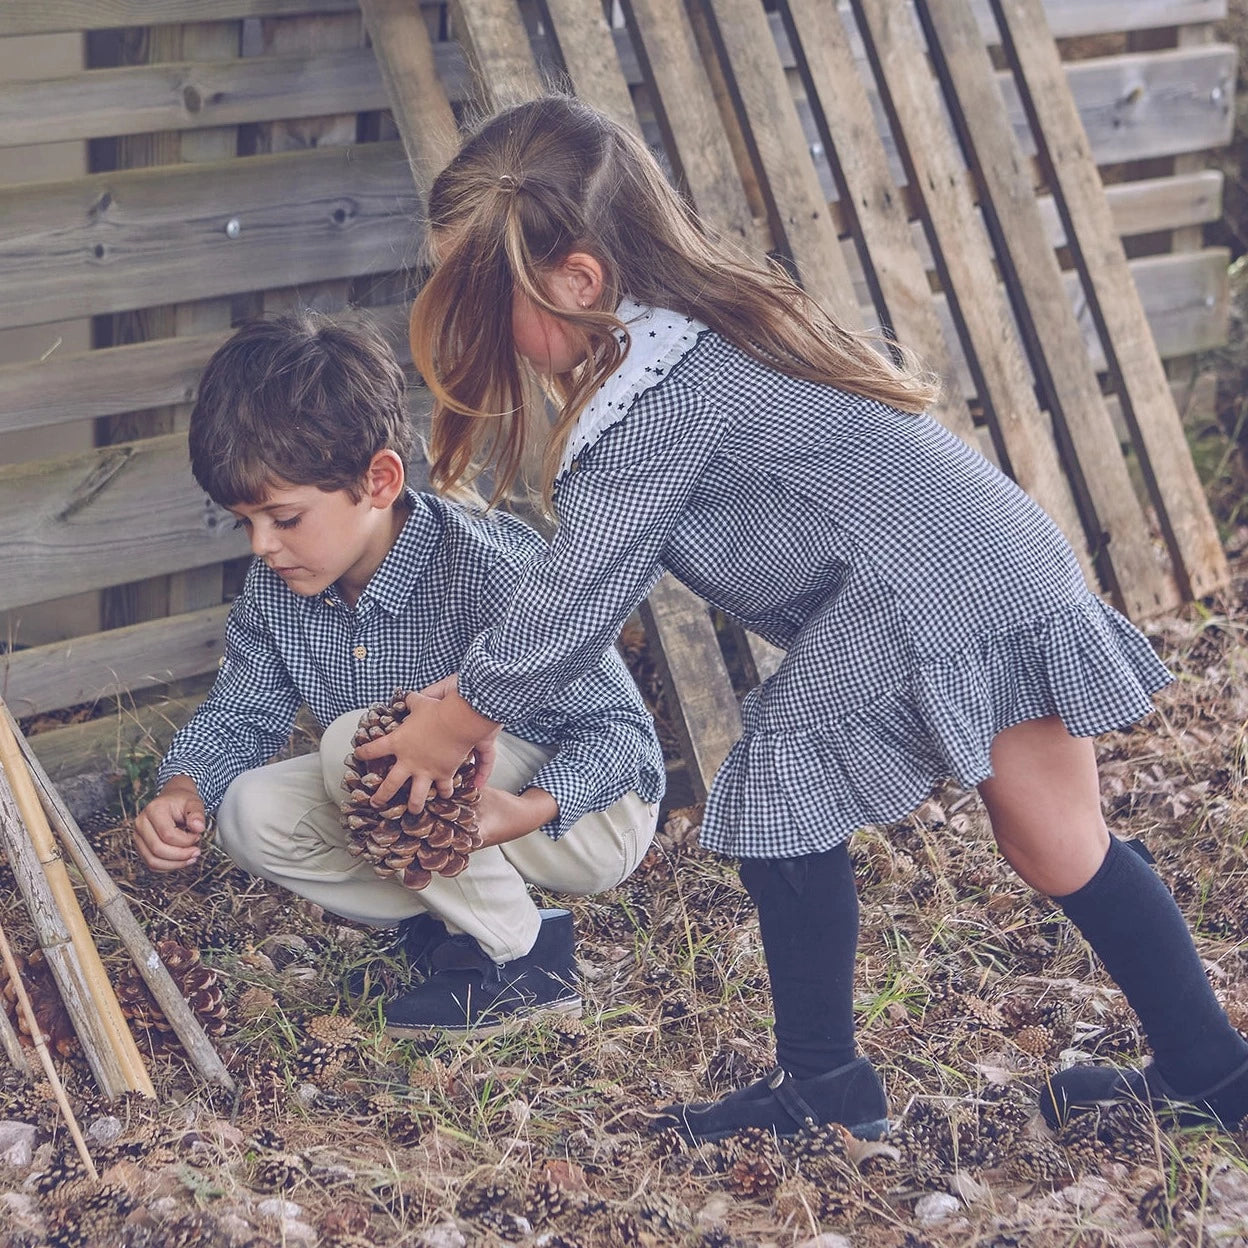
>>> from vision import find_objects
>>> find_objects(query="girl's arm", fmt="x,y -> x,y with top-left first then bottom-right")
360,379 -> 724,806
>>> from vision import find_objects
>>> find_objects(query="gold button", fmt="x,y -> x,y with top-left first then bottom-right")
323,596 -> 334,606
352,645 -> 367,660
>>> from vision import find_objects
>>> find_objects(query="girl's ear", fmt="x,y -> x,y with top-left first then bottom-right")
365,448 -> 406,509
558,251 -> 606,309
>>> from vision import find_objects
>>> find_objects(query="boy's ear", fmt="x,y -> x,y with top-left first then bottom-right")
364,449 -> 405,509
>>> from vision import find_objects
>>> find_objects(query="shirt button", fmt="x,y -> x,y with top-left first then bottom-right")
352,645 -> 367,660
322,596 -> 334,607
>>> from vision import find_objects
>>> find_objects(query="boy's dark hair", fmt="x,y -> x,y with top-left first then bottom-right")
189,311 -> 415,506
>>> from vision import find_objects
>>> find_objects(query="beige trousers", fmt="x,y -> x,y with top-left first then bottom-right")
215,709 -> 658,962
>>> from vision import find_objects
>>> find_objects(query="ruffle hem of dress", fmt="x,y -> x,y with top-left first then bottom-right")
703,591 -> 1173,858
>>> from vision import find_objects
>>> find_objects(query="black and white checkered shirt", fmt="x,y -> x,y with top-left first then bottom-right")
158,489 -> 666,838
457,309 -> 1172,858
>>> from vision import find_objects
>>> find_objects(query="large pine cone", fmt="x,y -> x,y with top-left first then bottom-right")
117,939 -> 227,1054
0,947 -> 76,1057
340,690 -> 482,890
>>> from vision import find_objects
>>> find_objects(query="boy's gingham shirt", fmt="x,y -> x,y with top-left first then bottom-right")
158,489 -> 665,838
457,302 -> 1172,859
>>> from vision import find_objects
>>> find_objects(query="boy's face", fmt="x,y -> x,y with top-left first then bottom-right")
229,470 -> 402,604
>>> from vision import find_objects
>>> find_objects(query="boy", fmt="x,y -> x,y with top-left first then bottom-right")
133,311 -> 665,1035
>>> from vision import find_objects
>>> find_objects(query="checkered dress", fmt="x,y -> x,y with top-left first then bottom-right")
157,490 -> 666,838
457,304 -> 1173,858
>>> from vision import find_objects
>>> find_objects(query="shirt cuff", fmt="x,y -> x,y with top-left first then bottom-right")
524,755 -> 609,841
155,758 -> 224,813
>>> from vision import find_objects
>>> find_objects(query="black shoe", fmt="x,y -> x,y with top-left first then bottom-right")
1039,1056 -> 1248,1131
653,1059 -> 889,1144
344,913 -> 448,1000
384,908 -> 582,1038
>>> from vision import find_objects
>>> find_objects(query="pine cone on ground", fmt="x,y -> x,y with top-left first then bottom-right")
340,690 -> 482,889
116,939 -> 227,1054
0,947 -> 76,1056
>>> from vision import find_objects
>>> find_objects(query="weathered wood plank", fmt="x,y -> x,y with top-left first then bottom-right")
992,0 -> 1228,601
1,0 -> 1223,39
784,0 -> 975,442
0,47 -> 389,148
449,0 -> 544,111
0,142 -> 422,331
0,433 -> 248,611
2,607 -> 230,719
538,0 -> 637,133
917,0 -> 1176,617
850,0 -> 1088,569
24,693 -> 206,783
0,303 -> 410,435
638,584 -> 742,801
620,0 -> 758,250
701,0 -> 862,328
358,0 -> 458,194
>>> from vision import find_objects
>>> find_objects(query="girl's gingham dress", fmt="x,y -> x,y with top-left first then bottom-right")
457,301 -> 1173,859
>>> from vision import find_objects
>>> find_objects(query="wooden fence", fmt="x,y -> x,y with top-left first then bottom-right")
0,0 -> 1236,803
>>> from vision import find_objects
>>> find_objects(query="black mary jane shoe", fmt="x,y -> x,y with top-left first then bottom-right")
653,1058 -> 890,1145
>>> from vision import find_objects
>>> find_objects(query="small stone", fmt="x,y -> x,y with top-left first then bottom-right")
796,1234 -> 854,1248
0,1121 -> 38,1168
256,1197 -> 304,1219
85,1116 -> 123,1146
278,1217 -> 318,1246
296,1083 -> 320,1106
914,1192 -> 962,1223
0,1190 -> 41,1228
414,1222 -> 468,1248
216,1212 -> 259,1246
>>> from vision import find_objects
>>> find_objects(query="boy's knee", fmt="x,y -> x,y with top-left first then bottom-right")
214,769 -> 266,868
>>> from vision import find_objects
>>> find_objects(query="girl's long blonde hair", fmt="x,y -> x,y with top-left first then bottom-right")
411,95 -> 939,505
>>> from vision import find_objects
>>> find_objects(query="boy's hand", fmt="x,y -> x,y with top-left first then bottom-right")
133,777 -> 206,872
355,683 -> 501,810
475,785 -> 558,849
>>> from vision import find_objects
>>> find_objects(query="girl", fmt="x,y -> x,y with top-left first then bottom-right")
368,95 -> 1248,1140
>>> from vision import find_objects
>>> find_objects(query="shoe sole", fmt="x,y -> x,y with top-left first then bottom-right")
384,994 -> 583,1041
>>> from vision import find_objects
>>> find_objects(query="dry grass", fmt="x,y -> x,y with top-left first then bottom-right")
0,571 -> 1247,1248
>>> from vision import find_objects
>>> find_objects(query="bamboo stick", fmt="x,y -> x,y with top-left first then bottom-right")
2,704 -> 235,1093
0,708 -> 154,1097
0,919 -> 97,1180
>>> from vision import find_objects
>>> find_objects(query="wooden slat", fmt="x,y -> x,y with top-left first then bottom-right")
784,0 -> 975,442
850,0 -> 1088,568
538,0 -> 637,133
1,0 -> 1223,39
701,0 -> 861,327
449,0 -> 544,111
639,585 -> 742,801
0,433 -> 249,611
914,0 -> 1177,618
992,0 -> 1228,601
0,303 -> 410,435
25,693 -> 205,784
620,0 -> 757,249
0,48 -> 389,148
3,607 -> 230,719
358,0 -> 458,194
0,142 -> 421,331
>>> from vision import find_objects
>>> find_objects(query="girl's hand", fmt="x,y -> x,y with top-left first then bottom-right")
133,777 -> 205,871
354,684 -> 501,809
474,785 -> 559,849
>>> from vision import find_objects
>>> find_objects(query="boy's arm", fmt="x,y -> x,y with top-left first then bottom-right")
155,585 -> 302,812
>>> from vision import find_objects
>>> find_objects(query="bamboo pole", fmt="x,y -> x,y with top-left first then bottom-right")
2,704 -> 234,1093
0,708 -> 154,1097
0,920 -> 97,1180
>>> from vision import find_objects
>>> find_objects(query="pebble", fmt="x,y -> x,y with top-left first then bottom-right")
914,1192 -> 962,1223
278,1218 -> 318,1246
415,1223 -> 467,1248
0,1122 -> 37,1169
256,1197 -> 303,1220
85,1116 -> 123,1146
0,1191 -> 41,1228
796,1234 -> 854,1248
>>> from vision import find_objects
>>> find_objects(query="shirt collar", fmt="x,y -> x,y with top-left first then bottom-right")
322,487 -> 441,617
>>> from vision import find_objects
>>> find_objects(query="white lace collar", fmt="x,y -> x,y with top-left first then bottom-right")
556,298 -> 705,480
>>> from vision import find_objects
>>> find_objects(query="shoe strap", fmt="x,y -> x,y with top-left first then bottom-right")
428,934 -> 496,977
767,1067 -> 819,1131
1187,1053 -> 1248,1101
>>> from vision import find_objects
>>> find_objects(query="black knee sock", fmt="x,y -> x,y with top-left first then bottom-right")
740,845 -> 859,1080
1056,836 -> 1248,1095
